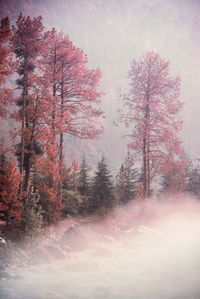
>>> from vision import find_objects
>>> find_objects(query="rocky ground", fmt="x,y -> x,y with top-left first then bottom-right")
1,200 -> 200,299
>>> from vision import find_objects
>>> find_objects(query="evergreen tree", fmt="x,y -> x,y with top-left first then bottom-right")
11,13 -> 44,192
117,52 -> 184,199
0,16 -> 12,118
78,156 -> 90,196
21,187 -> 43,238
160,155 -> 188,195
92,157 -> 114,212
187,159 -> 200,198
116,152 -> 138,204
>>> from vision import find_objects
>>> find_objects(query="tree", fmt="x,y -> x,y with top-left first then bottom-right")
160,155 -> 188,194
117,52 -> 184,199
42,28 -> 104,196
187,159 -> 200,198
69,160 -> 79,192
0,16 -> 12,118
78,156 -> 91,196
92,157 -> 114,212
116,151 -> 138,204
0,160 -> 22,229
34,139 -> 63,224
11,13 -> 44,192
21,187 -> 43,238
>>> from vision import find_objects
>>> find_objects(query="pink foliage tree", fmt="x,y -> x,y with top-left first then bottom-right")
0,16 -> 12,118
117,52 -> 184,198
42,28 -> 104,197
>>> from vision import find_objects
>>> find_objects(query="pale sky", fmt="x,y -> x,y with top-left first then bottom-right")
1,0 -> 200,171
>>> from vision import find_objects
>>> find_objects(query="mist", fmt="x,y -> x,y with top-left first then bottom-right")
0,0 -> 200,168
1,195 -> 200,299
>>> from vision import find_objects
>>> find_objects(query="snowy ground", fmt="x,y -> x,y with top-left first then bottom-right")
1,197 -> 200,299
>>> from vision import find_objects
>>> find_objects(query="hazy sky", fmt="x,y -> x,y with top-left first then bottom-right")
1,0 -> 200,170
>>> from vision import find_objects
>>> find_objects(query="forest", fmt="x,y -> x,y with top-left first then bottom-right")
0,13 -> 200,241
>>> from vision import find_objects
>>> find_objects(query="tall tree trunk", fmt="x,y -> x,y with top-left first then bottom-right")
52,49 -> 57,137
59,71 -> 64,199
143,137 -> 147,199
143,92 -> 150,199
19,55 -> 28,194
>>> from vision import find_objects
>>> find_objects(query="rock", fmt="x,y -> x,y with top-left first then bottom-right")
137,225 -> 162,236
28,247 -> 52,264
0,236 -> 6,246
10,246 -> 28,265
59,226 -> 88,251
99,234 -> 114,243
59,245 -> 71,253
45,245 -> 66,260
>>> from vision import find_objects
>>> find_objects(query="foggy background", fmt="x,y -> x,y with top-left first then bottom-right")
0,0 -> 200,170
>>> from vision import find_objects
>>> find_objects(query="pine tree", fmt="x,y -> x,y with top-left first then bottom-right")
187,159 -> 200,198
92,157 -> 114,212
117,52 -> 184,199
78,156 -> 90,196
21,187 -> 43,238
42,28 -> 104,197
0,16 -> 12,118
11,13 -> 44,192
116,152 -> 138,204
160,155 -> 188,195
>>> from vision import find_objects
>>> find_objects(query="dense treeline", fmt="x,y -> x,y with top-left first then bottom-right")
0,14 -> 200,241
0,13 -> 104,238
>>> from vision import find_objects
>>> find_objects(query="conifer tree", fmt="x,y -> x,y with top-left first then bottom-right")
160,154 -> 188,194
92,157 -> 114,212
117,52 -> 184,199
42,28 -> 103,197
116,152 -> 138,203
78,156 -> 90,196
187,159 -> 200,198
0,16 -> 12,118
21,187 -> 43,238
11,13 -> 44,192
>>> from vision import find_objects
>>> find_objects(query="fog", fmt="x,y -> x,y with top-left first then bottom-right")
0,0 -> 200,168
1,196 -> 200,299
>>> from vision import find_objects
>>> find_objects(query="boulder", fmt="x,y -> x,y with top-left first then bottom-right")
59,226 -> 88,251
45,245 -> 66,260
28,247 -> 52,264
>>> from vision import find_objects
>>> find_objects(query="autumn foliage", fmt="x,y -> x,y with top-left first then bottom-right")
117,52 -> 185,199
0,17 -> 13,118
0,159 -> 22,228
0,13 -> 104,231
0,13 -> 196,239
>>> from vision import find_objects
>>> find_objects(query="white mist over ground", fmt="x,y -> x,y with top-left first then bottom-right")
1,196 -> 200,299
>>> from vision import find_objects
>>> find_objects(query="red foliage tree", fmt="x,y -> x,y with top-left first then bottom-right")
0,160 -> 22,228
0,16 -> 12,118
11,13 -> 44,191
161,155 -> 188,195
41,28 -> 103,196
35,139 -> 63,224
117,52 -> 184,198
